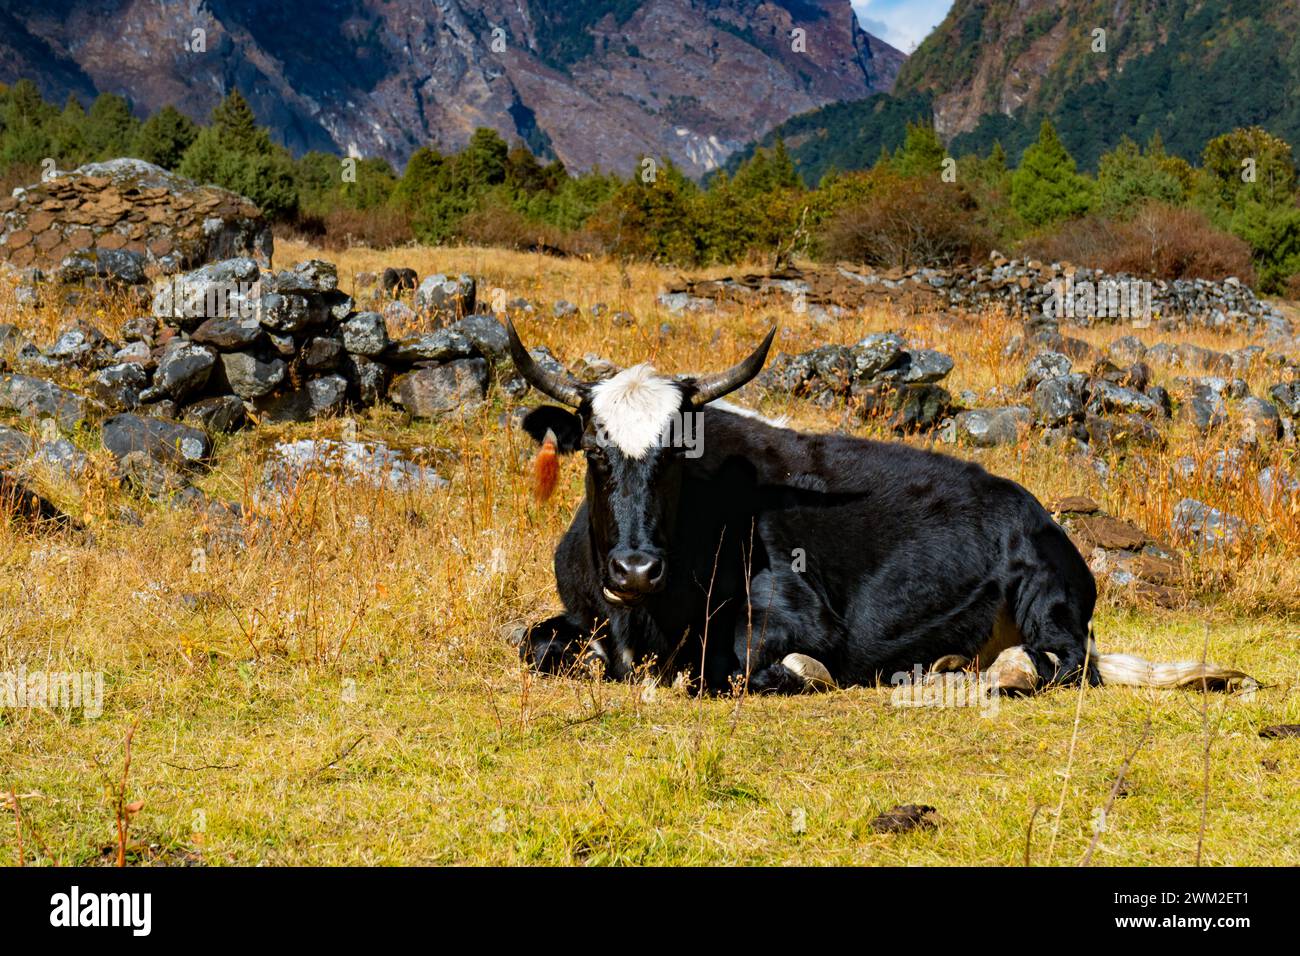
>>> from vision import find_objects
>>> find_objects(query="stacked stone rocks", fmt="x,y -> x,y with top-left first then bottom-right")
664,256 -> 1295,345
121,257 -> 508,427
756,332 -> 1300,455
1,255 -> 512,514
757,333 -> 956,432
0,160 -> 272,283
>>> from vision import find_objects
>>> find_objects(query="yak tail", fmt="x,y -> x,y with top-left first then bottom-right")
1091,641 -> 1256,692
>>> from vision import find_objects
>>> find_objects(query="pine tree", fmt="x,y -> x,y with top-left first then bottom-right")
1010,119 -> 1093,226
208,89 -> 271,155
132,106 -> 198,169
83,93 -> 139,159
892,121 -> 946,178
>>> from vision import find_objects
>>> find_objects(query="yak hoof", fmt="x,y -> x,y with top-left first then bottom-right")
987,646 -> 1040,696
782,653 -> 838,692
930,654 -> 970,674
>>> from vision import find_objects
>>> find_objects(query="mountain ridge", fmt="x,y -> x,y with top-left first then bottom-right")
0,0 -> 904,177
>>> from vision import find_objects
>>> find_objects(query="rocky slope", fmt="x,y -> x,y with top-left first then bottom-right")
0,0 -> 903,177
735,0 -> 1300,176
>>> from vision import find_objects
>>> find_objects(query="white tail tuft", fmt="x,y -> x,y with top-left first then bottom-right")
1094,650 -> 1257,691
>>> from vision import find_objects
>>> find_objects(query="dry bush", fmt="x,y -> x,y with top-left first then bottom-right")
1024,203 -> 1255,283
818,179 -> 991,269
282,206 -> 414,250
0,164 -> 39,196
453,204 -> 598,257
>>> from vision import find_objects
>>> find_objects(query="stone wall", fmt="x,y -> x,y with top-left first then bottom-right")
0,159 -> 272,281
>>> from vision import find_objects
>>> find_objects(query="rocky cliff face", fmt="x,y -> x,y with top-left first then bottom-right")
0,0 -> 903,177
893,0 -> 1300,145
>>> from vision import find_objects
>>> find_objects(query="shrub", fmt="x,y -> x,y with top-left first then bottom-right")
285,205 -> 413,250
817,177 -> 991,268
1023,203 -> 1256,283
453,203 -> 595,256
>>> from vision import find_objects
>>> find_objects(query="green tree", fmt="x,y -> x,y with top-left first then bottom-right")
1010,119 -> 1093,226
132,106 -> 198,169
1229,200 -> 1300,292
179,89 -> 298,219
83,93 -> 139,159
892,121 -> 946,179
1095,135 -> 1186,215
1201,126 -> 1297,209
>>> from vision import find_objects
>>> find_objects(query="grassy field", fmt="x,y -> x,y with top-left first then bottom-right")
1,241 -> 1297,865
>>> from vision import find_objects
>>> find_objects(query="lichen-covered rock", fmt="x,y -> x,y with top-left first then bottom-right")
450,314 -> 509,362
1170,498 -> 1248,549
415,274 -> 475,319
139,341 -> 216,403
0,159 -> 271,277
390,359 -> 489,419
340,312 -> 388,357
102,413 -> 211,470
385,329 -> 476,366
0,372 -> 90,430
91,362 -> 150,410
1032,373 -> 1088,426
954,406 -> 1032,446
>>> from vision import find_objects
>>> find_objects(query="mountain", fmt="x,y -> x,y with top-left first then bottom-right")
733,0 -> 1300,180
0,0 -> 904,178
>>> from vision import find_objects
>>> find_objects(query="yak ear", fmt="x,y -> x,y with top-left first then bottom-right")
522,405 -> 584,453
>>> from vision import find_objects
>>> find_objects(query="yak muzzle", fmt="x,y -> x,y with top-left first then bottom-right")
603,550 -> 666,605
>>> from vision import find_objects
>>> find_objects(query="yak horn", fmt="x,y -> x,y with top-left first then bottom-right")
505,318 -> 585,408
689,326 -> 777,407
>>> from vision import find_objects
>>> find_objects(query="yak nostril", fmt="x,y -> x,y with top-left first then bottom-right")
608,552 -> 665,592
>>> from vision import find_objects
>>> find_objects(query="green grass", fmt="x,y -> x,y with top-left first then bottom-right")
2,242 -> 1297,866
5,607 -> 1296,866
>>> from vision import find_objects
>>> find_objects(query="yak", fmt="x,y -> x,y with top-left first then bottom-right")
509,321 -> 1251,696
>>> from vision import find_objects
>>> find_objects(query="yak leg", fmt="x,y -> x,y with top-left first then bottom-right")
518,614 -> 610,678
730,569 -> 841,695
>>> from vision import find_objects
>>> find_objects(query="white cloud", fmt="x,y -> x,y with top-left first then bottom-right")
853,0 -> 954,53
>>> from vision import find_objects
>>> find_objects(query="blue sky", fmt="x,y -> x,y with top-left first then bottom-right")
852,0 -> 954,53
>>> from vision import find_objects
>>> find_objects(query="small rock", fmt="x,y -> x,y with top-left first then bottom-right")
183,395 -> 246,434
340,312 -> 389,357
390,358 -> 489,419
450,313 -> 509,362
219,351 -> 286,400
91,362 -> 150,410
192,316 -> 265,351
252,374 -> 350,423
102,413 -> 211,470
139,342 -> 216,403
0,373 -> 89,430
954,406 -> 1032,447
384,329 -> 475,365
1170,498 -> 1248,549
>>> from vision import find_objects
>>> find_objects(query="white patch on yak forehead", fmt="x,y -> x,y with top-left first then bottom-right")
590,363 -> 682,459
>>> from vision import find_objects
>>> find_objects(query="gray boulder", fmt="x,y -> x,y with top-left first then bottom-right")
0,373 -> 89,430
139,341 -> 216,403
391,358 -> 489,419
219,351 -> 286,399
955,406 -> 1032,446
1170,498 -> 1248,549
384,328 -> 475,365
340,312 -> 389,357
102,413 -> 211,470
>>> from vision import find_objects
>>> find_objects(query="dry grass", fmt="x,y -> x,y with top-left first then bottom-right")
0,241 -> 1296,865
